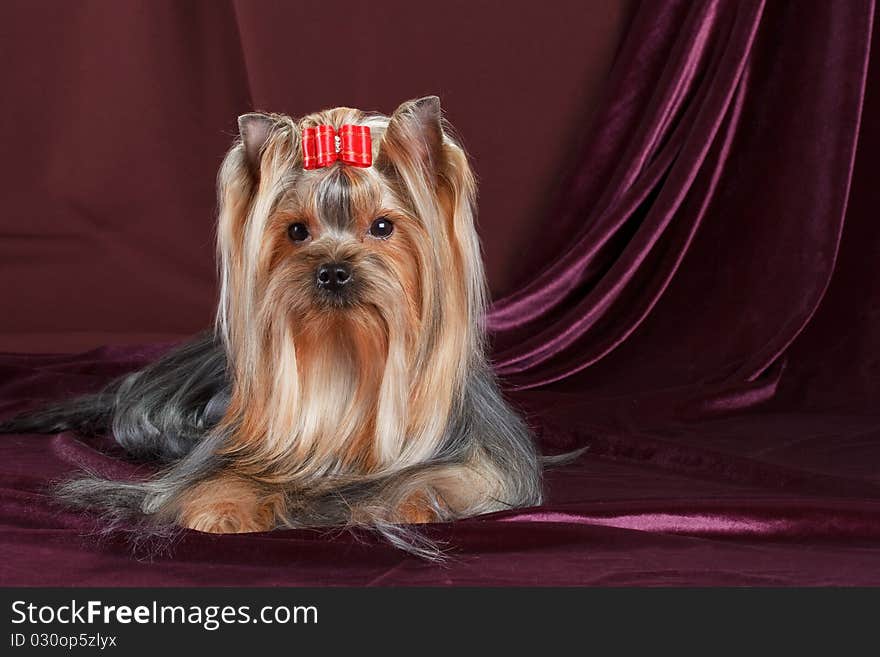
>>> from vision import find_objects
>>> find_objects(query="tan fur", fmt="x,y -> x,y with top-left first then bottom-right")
177,475 -> 284,534
174,100 -> 513,535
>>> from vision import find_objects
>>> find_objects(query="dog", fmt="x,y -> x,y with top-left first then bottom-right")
1,96 -> 543,557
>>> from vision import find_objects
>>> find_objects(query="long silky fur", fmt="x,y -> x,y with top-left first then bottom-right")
0,98 -> 545,560
0,333 -> 227,462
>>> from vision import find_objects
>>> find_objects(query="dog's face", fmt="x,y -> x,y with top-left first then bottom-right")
215,97 -> 487,469
262,143 -> 423,339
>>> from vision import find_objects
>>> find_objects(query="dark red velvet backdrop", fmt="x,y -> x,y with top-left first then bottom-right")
0,0 -> 632,352
3,0 -> 880,586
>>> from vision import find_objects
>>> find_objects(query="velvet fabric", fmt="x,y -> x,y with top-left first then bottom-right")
0,0 -> 631,352
3,0 -> 880,585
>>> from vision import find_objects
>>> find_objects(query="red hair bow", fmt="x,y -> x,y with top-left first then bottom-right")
301,125 -> 372,169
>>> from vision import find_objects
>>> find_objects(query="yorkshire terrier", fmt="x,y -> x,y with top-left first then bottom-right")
1,96 -> 543,556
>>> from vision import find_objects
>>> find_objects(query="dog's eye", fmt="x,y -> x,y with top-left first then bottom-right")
368,217 -> 394,239
287,222 -> 310,243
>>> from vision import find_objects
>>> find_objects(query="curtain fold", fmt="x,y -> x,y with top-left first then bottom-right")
488,0 -> 875,400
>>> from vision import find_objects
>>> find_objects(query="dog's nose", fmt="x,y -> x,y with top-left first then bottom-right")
316,262 -> 352,292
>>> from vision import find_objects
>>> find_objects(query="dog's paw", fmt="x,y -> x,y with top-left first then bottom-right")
178,476 -> 279,534
184,504 -> 270,534
395,490 -> 444,524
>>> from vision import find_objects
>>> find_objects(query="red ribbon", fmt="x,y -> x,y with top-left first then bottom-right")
301,125 -> 372,169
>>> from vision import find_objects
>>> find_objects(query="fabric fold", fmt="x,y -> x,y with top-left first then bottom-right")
488,0 -> 874,403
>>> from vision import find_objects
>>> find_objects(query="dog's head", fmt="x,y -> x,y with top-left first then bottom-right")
216,97 -> 487,467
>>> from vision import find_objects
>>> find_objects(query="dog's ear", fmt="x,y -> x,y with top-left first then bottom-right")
377,96 -> 444,176
238,113 -> 276,177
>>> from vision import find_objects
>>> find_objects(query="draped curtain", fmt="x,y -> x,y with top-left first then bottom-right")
490,0 -> 875,405
0,0 -> 631,352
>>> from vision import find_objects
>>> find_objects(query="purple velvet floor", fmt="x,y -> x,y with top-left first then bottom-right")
1,345 -> 879,586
